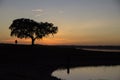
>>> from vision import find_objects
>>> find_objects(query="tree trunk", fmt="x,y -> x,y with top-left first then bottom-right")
32,38 -> 35,46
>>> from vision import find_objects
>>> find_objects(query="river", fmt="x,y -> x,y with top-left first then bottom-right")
52,65 -> 120,80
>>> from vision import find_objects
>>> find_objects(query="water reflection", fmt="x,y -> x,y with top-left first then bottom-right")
52,65 -> 120,80
80,48 -> 120,52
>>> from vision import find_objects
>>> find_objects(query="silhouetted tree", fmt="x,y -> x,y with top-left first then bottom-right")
9,18 -> 58,45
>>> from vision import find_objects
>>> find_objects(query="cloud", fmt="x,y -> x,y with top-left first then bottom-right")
32,9 -> 43,12
32,9 -> 64,17
35,14 -> 42,17
32,9 -> 44,17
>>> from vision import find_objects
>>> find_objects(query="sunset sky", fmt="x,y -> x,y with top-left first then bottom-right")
0,0 -> 120,45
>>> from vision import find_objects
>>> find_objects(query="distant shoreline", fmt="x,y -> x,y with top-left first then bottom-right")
0,43 -> 120,48
77,48 -> 120,52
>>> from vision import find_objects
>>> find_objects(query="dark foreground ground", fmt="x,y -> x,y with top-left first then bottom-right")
0,43 -> 120,80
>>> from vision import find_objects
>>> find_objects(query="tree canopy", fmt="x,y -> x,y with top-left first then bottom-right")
9,18 -> 58,45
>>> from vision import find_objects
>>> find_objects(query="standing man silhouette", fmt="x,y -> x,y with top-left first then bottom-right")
15,40 -> 18,44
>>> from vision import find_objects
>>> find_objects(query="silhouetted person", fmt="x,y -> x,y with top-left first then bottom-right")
15,40 -> 18,44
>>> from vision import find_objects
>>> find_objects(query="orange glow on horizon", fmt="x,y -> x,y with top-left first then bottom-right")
1,36 -> 120,46
1,37 -> 75,45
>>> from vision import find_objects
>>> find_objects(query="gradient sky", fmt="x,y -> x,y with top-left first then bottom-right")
0,0 -> 120,45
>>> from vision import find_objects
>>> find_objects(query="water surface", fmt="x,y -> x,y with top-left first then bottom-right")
76,48 -> 120,52
52,65 -> 120,80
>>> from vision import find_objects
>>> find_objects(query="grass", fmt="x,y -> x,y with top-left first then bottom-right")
0,43 -> 120,80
